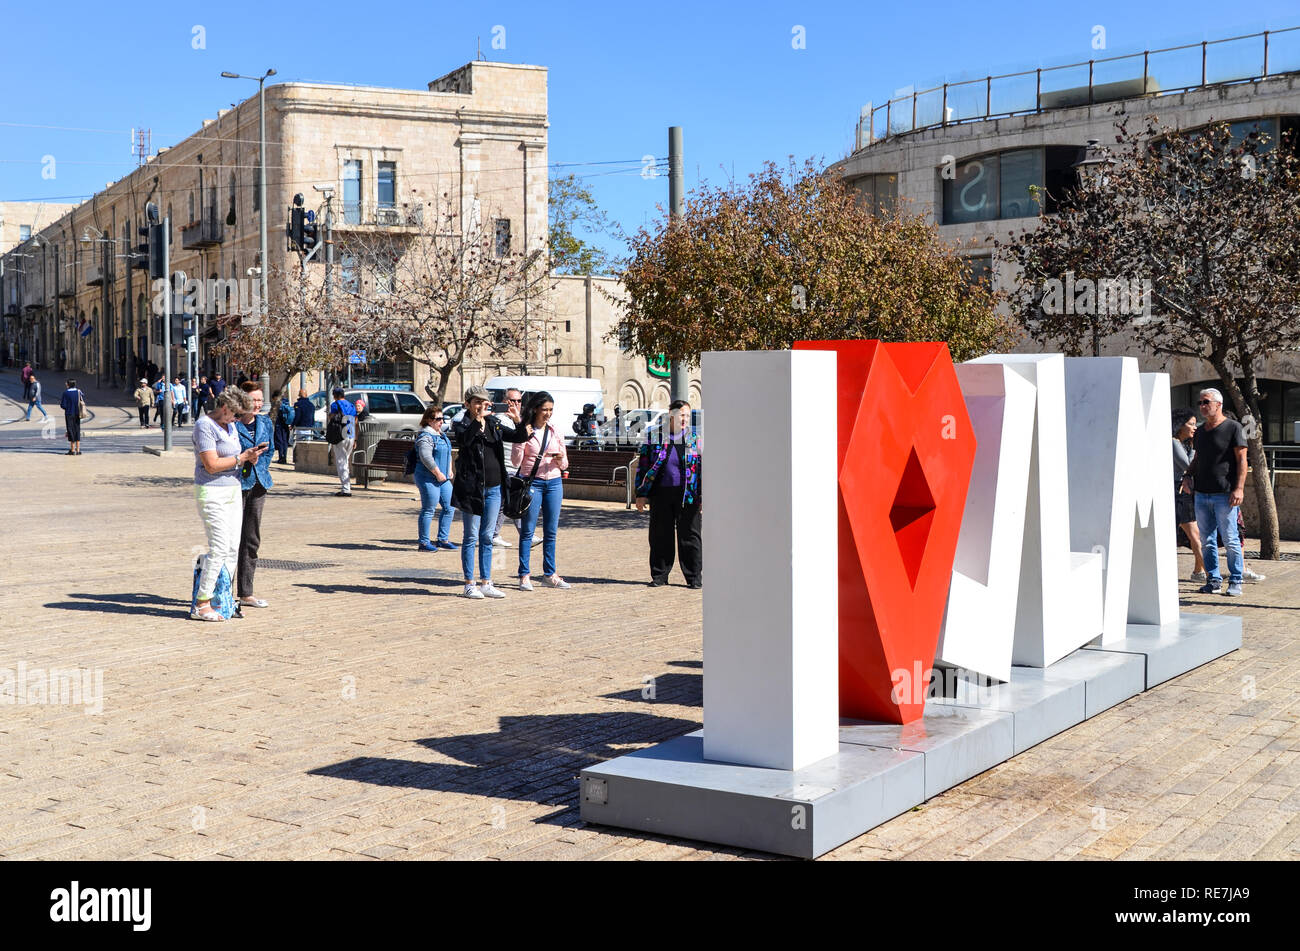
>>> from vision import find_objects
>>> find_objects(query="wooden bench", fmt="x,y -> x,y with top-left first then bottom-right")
353,436 -> 415,489
565,448 -> 637,508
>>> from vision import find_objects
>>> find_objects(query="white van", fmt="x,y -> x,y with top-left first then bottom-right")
483,375 -> 604,438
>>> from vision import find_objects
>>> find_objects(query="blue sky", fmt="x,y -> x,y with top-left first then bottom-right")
3,0 -> 1297,261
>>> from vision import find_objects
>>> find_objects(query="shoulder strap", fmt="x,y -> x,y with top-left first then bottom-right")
526,426 -> 549,481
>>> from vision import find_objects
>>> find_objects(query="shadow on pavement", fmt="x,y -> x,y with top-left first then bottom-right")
557,507 -> 644,532
44,591 -> 189,618
601,669 -> 701,707
307,711 -> 699,809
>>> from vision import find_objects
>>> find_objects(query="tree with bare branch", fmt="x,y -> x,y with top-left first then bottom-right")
333,197 -> 556,403
998,117 -> 1300,559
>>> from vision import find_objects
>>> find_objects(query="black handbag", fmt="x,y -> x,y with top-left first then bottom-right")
502,426 -> 548,520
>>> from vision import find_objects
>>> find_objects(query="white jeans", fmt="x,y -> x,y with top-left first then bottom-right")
195,483 -> 243,599
333,438 -> 354,492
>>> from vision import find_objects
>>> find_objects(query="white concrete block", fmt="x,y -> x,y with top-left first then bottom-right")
968,353 -> 1103,666
1130,373 -> 1180,625
937,362 -> 1037,682
701,349 -> 840,771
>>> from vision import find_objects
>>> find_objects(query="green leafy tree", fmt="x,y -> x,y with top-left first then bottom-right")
548,173 -> 612,275
610,158 -> 1016,365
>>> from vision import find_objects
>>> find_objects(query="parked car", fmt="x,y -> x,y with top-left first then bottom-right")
583,408 -> 703,450
310,388 -> 428,434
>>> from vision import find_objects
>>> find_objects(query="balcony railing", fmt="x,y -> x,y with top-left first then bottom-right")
337,200 -> 424,229
182,207 -> 224,248
856,26 -> 1300,150
84,262 -> 108,286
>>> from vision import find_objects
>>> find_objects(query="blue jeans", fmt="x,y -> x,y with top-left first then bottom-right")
518,476 -> 563,578
24,399 -> 47,419
461,484 -> 501,581
415,469 -> 454,544
1194,491 -> 1243,585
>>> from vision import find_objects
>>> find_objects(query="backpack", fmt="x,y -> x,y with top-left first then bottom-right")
326,403 -> 345,444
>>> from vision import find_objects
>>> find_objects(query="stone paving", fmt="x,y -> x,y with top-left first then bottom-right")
0,371 -> 1297,860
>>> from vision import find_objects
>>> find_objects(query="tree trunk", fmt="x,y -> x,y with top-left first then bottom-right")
1211,354 -> 1282,560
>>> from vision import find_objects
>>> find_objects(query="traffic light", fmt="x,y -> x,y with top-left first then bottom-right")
139,222 -> 166,280
287,204 -> 305,251
302,211 -> 319,254
181,314 -> 197,340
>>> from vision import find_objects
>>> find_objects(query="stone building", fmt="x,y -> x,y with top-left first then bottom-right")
0,60 -> 678,411
1,200 -> 79,365
831,28 -> 1300,448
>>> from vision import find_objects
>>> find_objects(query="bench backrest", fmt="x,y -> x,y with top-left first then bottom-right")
566,449 -> 635,481
367,437 -> 415,467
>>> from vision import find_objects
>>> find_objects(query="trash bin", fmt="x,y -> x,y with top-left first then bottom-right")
356,418 -> 391,482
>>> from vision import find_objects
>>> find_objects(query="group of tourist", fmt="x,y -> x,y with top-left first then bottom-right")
1173,387 -> 1266,597
187,380 -> 706,618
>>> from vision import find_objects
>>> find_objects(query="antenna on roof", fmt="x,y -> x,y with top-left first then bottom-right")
132,128 -> 152,167
476,36 -> 485,61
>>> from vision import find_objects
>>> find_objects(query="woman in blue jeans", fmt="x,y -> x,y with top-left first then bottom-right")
450,385 -> 530,599
511,391 -> 571,590
414,406 -> 457,551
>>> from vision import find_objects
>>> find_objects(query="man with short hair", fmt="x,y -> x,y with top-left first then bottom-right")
133,378 -> 153,428
20,361 -> 33,401
193,374 -> 210,420
59,378 -> 85,455
24,373 -> 48,421
492,387 -> 525,548
172,376 -> 188,429
1180,388 -> 1248,597
326,385 -> 357,496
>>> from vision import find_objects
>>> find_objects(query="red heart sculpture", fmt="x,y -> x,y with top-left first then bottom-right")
794,340 -> 976,724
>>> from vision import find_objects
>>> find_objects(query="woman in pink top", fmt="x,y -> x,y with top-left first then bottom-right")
511,390 -> 571,590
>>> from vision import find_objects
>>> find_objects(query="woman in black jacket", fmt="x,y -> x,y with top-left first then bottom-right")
451,385 -> 531,599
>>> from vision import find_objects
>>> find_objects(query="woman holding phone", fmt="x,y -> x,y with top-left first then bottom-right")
192,387 -> 262,621
511,390 -> 571,590
235,380 -> 275,610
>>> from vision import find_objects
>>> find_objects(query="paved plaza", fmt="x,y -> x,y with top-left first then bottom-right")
1,375 -> 1298,860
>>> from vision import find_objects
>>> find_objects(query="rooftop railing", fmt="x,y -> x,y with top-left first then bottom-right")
856,27 -> 1300,151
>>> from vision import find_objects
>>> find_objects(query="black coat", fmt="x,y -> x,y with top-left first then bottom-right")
451,415 -> 530,515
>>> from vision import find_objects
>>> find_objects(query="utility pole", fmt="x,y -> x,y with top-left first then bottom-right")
161,213 -> 173,452
668,126 -> 689,405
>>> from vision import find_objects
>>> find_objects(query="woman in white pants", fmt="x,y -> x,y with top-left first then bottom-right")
192,388 -> 265,621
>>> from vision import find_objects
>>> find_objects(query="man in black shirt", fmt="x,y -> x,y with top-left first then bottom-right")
1179,387 -> 1247,596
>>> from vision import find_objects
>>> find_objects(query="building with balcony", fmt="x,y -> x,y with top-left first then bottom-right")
831,27 -> 1300,447
0,60 -> 684,411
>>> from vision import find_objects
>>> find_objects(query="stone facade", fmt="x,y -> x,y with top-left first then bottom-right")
0,62 -> 548,393
831,71 -> 1300,412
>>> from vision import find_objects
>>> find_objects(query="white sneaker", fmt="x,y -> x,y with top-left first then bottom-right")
518,577 -> 533,592
1190,570 -> 1207,583
531,537 -> 543,548
480,581 -> 507,599
1243,567 -> 1266,582
462,583 -> 485,600
492,535 -> 512,548
542,575 -> 570,589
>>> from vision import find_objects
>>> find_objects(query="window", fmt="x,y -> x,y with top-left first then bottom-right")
19,225 -> 31,241
253,162 -> 261,212
942,147 -> 1085,224
854,173 -> 898,216
964,256 -> 992,289
494,218 -> 511,257
378,162 -> 396,209
340,252 -> 358,293
396,393 -> 424,415
999,149 -> 1042,219
343,160 -> 362,224
189,191 -> 196,223
366,392 -> 398,413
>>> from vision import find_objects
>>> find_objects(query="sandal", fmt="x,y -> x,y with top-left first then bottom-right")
190,605 -> 226,622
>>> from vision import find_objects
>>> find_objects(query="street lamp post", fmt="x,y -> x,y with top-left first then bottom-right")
221,68 -> 275,319
1072,139 -> 1116,357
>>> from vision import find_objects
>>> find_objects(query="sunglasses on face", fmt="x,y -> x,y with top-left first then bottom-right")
1198,399 -> 1213,405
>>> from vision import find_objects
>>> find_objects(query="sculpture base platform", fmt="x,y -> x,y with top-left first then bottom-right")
579,613 -> 1240,858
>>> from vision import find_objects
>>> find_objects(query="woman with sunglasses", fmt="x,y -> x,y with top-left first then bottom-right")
414,405 -> 457,551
